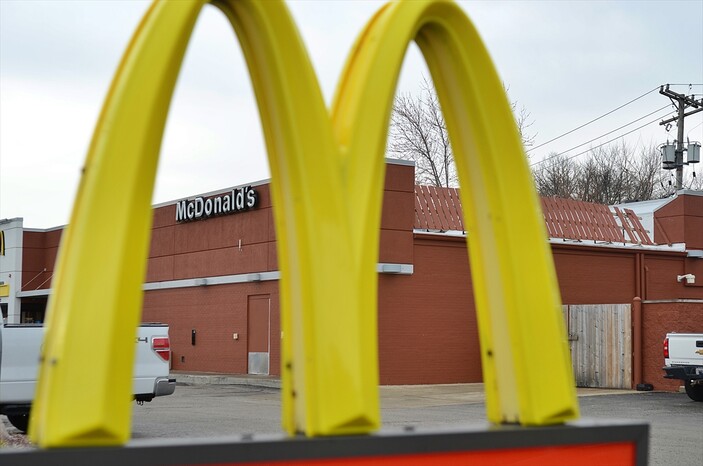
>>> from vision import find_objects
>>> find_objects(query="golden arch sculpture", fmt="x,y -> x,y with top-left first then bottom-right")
30,0 -> 578,447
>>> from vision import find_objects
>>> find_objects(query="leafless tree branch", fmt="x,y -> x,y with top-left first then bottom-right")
532,142 -> 670,203
388,77 -> 533,187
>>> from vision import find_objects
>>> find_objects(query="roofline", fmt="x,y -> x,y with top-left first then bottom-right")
412,229 -> 690,254
622,190 -> 703,215
675,189 -> 703,197
153,158 -> 415,209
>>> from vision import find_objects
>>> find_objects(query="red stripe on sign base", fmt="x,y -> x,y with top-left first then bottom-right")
211,441 -> 635,466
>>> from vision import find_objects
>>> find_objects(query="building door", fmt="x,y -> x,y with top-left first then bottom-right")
564,304 -> 632,389
247,294 -> 270,375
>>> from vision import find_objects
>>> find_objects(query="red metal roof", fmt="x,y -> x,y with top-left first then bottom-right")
413,186 -> 653,245
414,185 -> 465,232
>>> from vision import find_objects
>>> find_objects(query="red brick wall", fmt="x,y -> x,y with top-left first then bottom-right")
146,184 -> 277,283
645,255 -> 703,300
654,194 -> 703,249
21,165 -> 703,386
681,194 -> 703,249
379,163 -> 414,264
377,235 -> 481,384
141,282 -> 280,375
140,162 -> 415,379
21,231 -> 46,289
552,246 -> 636,304
550,245 -> 701,303
641,301 -> 703,391
21,228 -> 62,290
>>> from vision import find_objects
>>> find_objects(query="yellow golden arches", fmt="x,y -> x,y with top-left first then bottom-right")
30,0 -> 577,448
30,1 -> 211,447
30,0 -> 370,446
215,0 -> 378,437
333,0 -> 578,426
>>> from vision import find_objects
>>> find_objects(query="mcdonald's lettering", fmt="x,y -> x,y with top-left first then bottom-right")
175,187 -> 258,222
31,0 -> 578,449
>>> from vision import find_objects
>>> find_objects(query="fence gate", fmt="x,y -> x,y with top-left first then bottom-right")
564,304 -> 632,389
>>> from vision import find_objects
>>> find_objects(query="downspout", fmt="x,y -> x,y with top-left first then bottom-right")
632,253 -> 644,389
632,297 -> 642,389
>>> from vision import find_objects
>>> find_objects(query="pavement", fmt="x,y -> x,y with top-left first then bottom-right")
171,371 -> 282,389
170,371 -> 640,402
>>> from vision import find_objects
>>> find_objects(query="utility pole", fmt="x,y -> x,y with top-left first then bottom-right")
659,84 -> 703,190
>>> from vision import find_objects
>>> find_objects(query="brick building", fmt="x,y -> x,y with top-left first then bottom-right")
1,159 -> 701,390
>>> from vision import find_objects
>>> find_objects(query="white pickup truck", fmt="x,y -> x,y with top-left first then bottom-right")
663,333 -> 703,402
0,322 -> 176,432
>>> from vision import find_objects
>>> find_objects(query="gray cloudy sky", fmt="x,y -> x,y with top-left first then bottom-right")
1,0 -> 702,228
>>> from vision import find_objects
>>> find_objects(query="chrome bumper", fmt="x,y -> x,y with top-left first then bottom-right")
155,377 -> 177,397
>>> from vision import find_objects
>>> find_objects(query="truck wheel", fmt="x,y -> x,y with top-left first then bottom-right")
7,413 -> 30,433
684,380 -> 703,402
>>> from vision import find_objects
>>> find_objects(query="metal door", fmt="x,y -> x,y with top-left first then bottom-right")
247,295 -> 270,375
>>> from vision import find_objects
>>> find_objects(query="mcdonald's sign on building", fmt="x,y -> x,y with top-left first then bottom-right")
1,0 -> 649,464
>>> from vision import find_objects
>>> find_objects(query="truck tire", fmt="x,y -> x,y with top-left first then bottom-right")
684,380 -> 703,402
7,413 -> 30,433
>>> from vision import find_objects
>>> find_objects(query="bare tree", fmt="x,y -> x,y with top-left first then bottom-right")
626,144 -> 668,200
509,89 -> 536,149
532,153 -> 579,198
533,141 -> 669,204
387,78 -> 535,187
578,143 -> 632,204
388,79 -> 455,187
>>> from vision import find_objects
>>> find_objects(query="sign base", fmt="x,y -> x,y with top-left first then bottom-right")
1,419 -> 648,466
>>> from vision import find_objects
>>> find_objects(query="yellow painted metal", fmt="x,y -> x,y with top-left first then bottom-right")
0,284 -> 9,297
334,0 -> 578,425
30,0 -> 208,446
30,0 -> 577,448
30,0 -> 378,444
215,0 -> 379,436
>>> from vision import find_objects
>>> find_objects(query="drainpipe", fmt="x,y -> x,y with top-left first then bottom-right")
632,297 -> 642,389
632,253 -> 643,389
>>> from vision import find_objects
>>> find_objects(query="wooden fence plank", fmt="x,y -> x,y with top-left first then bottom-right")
564,304 -> 631,389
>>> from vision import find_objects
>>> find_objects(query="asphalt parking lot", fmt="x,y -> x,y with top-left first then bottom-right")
131,382 -> 702,466
3,381 -> 702,465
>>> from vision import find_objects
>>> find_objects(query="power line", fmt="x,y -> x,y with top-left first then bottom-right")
534,116 -> 664,169
553,105 -> 669,155
687,121 -> 703,136
530,107 -> 672,167
527,86 -> 660,152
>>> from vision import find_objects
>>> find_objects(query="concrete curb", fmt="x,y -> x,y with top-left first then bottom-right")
170,373 -> 645,398
171,372 -> 281,389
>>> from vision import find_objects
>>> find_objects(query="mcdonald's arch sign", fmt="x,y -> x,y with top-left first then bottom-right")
30,0 -> 579,448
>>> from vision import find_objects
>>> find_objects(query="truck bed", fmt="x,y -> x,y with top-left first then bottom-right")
0,323 -> 173,405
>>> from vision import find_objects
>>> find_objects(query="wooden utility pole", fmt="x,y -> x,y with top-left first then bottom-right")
659,84 -> 703,190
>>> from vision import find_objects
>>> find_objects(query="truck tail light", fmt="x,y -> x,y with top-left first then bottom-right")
663,337 -> 669,359
152,337 -> 171,362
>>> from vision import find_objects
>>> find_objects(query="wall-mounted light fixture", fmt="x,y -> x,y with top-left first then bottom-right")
677,274 -> 696,284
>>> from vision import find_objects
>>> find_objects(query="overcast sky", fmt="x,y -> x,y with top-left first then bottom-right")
1,0 -> 702,228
